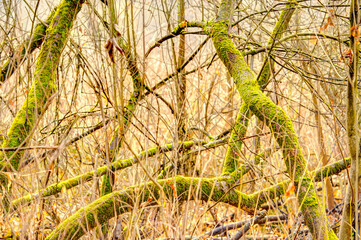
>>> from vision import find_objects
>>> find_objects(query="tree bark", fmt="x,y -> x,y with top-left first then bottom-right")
339,0 -> 360,238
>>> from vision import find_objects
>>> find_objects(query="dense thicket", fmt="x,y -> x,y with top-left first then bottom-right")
0,0 -> 359,239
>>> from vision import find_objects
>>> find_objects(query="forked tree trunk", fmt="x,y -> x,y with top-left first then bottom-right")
209,0 -> 336,239
222,0 -> 295,176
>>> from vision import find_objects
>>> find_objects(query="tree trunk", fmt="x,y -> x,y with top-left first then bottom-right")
209,0 -> 336,239
0,0 -> 84,188
222,0 -> 295,176
339,0 -> 360,238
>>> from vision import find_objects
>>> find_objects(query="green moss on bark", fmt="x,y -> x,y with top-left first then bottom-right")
257,0 -> 295,87
0,0 -> 84,177
206,2 -> 336,238
46,175 -> 253,240
44,154 -> 349,239
221,1 -> 296,176
10,141 -> 196,212
222,104 -> 250,175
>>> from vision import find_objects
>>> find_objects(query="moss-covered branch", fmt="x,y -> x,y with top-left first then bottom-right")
0,8 -> 56,84
10,140 -> 197,212
207,0 -> 336,239
45,175 -> 252,240
256,1 -> 295,87
0,0 -> 84,179
45,156 -> 351,239
249,157 -> 351,209
222,104 -> 250,175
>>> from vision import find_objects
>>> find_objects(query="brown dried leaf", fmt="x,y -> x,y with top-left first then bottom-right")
327,16 -> 334,27
285,182 -> 295,198
351,26 -> 360,38
105,39 -> 115,63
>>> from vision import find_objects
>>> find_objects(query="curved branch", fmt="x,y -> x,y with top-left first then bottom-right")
145,21 -> 205,58
45,156 -> 350,239
10,140 -> 198,212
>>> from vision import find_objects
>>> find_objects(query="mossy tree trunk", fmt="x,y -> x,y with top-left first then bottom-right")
222,0 -> 295,176
0,0 -> 84,189
209,0 -> 336,239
